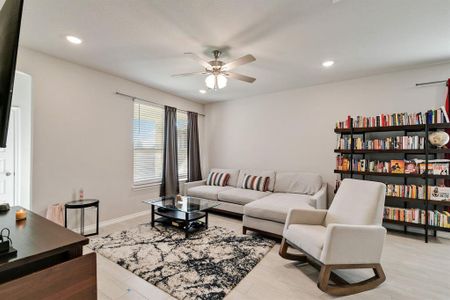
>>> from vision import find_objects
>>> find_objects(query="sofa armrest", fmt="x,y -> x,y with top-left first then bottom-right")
183,180 -> 206,195
320,224 -> 387,265
283,208 -> 328,234
310,183 -> 327,209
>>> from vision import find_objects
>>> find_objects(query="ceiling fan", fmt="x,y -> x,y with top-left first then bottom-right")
172,50 -> 256,90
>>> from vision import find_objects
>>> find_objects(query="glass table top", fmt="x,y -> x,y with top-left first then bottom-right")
143,196 -> 220,213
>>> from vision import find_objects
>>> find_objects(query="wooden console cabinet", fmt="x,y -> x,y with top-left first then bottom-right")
0,207 -> 97,299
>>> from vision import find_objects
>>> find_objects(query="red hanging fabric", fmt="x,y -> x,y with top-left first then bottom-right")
446,79 -> 450,152
446,79 -> 450,123
445,79 -> 450,192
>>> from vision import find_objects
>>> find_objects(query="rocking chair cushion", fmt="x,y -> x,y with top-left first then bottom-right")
284,224 -> 327,260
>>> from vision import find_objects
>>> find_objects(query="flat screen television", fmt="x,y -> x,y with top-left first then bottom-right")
0,0 -> 24,148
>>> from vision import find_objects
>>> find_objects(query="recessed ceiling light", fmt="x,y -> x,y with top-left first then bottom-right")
199,89 -> 206,94
322,60 -> 335,68
66,35 -> 82,45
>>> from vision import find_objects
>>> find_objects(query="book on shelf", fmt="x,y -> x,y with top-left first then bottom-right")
386,184 -> 450,201
417,159 -> 450,175
384,206 -> 450,228
335,107 -> 449,129
404,161 -> 418,174
429,160 -> 450,175
336,136 -> 425,150
429,186 -> 450,201
335,156 -> 450,175
390,160 -> 405,173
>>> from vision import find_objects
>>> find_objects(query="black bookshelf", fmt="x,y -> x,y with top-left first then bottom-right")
334,116 -> 450,243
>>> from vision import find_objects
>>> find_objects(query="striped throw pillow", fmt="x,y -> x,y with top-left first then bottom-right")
242,174 -> 270,192
206,172 -> 230,186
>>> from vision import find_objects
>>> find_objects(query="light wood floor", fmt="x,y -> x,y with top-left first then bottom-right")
86,213 -> 450,300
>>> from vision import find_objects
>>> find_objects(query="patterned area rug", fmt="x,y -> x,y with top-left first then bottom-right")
89,225 -> 275,300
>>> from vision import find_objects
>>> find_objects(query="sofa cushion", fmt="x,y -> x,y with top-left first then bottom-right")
218,188 -> 270,205
187,185 -> 233,200
244,193 -> 315,223
241,174 -> 270,192
284,224 -> 326,260
274,172 -> 322,195
210,168 -> 240,187
206,172 -> 230,186
237,169 -> 276,191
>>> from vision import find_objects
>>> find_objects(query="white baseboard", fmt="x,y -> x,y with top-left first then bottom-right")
80,210 -> 149,233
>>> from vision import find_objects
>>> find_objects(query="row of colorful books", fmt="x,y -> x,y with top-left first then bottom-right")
384,207 -> 450,228
386,184 -> 450,201
336,157 -> 450,175
336,136 -> 425,150
335,107 -> 449,129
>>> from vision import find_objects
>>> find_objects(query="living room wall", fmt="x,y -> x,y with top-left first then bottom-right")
16,47 -> 206,223
205,62 -> 450,204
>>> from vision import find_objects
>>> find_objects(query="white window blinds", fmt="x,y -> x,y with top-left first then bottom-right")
133,101 -> 189,186
133,101 -> 164,185
177,111 -> 188,181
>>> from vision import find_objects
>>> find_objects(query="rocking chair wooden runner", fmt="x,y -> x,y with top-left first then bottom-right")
279,179 -> 387,296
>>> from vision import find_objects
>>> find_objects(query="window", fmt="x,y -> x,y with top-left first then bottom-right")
133,101 -> 189,186
133,101 -> 164,185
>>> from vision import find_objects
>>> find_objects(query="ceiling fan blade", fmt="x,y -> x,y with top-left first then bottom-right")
171,71 -> 207,77
224,72 -> 256,83
184,52 -> 212,69
222,54 -> 256,71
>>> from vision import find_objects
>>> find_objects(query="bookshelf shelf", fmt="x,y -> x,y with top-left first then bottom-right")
385,196 -> 450,206
383,219 -> 450,232
334,113 -> 450,243
382,219 -> 425,228
334,148 -> 450,154
334,123 -> 450,134
333,169 -> 450,179
335,149 -> 425,154
428,225 -> 450,232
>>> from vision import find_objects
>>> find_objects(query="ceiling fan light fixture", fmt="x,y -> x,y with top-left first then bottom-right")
205,74 -> 216,89
176,50 -> 255,90
216,74 -> 227,89
205,74 -> 227,90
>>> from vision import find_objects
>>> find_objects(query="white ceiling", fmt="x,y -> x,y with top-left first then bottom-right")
15,0 -> 450,103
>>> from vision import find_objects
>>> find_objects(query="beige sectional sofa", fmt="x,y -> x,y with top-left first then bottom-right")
185,168 -> 327,237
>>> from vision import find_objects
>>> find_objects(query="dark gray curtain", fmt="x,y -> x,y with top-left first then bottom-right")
187,112 -> 202,182
160,106 -> 179,196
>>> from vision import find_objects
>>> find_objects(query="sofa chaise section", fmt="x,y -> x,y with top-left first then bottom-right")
243,172 -> 327,237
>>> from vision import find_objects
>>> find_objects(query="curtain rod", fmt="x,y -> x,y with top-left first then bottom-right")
415,80 -> 448,87
115,91 -> 205,117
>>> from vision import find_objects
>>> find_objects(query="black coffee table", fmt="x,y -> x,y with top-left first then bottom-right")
143,196 -> 220,238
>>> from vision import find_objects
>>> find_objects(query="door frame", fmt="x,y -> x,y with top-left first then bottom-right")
10,107 -> 20,206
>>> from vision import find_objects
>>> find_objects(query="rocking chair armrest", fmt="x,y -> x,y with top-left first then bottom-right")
283,208 -> 328,233
320,224 -> 387,265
